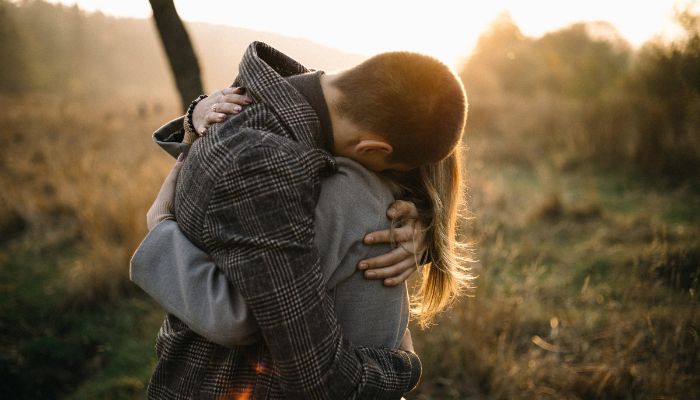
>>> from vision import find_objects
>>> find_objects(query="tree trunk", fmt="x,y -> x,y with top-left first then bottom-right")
148,0 -> 203,112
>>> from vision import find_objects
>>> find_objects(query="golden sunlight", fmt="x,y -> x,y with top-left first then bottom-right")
44,0 -> 680,67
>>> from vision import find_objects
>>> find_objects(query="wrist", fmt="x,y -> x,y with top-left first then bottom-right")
184,94 -> 208,141
147,200 -> 175,231
183,127 -> 198,145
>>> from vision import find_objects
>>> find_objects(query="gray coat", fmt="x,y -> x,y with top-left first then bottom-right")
131,157 -> 409,349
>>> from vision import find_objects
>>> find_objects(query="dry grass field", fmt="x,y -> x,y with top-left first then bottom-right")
410,146 -> 700,399
0,94 -> 698,399
0,94 -> 176,398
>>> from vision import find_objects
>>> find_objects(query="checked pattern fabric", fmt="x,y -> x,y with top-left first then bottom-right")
147,42 -> 421,400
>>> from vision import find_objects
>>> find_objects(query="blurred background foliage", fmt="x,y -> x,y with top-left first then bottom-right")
0,0 -> 698,399
461,11 -> 700,177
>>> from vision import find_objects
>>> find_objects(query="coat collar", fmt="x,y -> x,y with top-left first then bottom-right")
238,42 -> 327,151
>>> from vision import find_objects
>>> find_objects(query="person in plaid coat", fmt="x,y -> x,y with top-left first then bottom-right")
144,41 -> 467,399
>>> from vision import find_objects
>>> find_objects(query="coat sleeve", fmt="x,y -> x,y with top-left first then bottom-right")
129,220 -> 261,346
152,116 -> 191,158
204,141 -> 420,399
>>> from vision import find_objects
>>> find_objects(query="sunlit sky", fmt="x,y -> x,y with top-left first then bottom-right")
45,0 -> 685,67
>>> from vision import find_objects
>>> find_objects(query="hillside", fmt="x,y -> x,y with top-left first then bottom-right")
191,22 -> 366,92
0,0 -> 365,97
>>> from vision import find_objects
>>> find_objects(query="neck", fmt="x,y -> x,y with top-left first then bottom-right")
319,73 -> 358,158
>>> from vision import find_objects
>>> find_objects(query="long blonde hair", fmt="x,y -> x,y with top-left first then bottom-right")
385,146 -> 474,328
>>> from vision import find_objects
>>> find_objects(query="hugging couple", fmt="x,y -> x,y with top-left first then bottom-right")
131,41 -> 470,399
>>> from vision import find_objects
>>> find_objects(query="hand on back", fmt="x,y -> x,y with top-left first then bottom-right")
360,200 -> 427,286
185,87 -> 253,143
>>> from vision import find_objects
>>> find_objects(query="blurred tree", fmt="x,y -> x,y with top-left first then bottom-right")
537,22 -> 630,98
458,13 -> 645,170
463,13 -> 630,100
11,0 -> 85,92
148,0 -> 203,112
461,12 -> 540,98
0,1 -> 29,92
629,1 -> 700,174
0,0 -> 194,97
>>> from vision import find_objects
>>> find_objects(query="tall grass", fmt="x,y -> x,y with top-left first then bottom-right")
409,161 -> 699,399
0,94 -> 178,302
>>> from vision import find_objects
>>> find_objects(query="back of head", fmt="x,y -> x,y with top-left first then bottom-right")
332,51 -> 467,167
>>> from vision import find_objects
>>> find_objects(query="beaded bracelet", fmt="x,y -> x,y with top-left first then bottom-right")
184,94 -> 208,138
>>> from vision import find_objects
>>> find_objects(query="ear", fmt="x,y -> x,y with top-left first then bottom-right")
355,139 -> 393,155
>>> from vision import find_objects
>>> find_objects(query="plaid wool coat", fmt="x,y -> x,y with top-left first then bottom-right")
147,42 -> 421,400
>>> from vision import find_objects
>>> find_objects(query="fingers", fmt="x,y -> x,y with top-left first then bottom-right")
391,222 -> 421,245
364,228 -> 392,245
359,246 -> 417,273
222,93 -> 253,105
362,257 -> 418,285
205,102 -> 241,125
384,265 -> 417,287
364,200 -> 421,244
387,200 -> 419,219
202,92 -> 253,128
364,220 -> 419,246
219,87 -> 245,96
214,87 -> 252,107
194,87 -> 252,136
